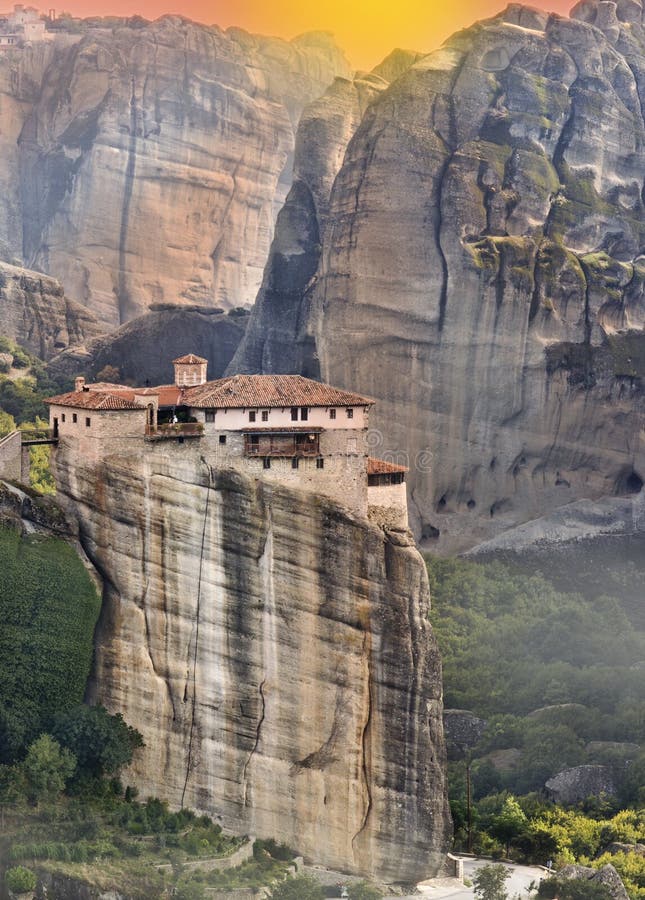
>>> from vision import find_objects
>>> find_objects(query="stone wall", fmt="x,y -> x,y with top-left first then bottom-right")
200,429 -> 369,516
0,430 -> 22,481
368,482 -> 408,529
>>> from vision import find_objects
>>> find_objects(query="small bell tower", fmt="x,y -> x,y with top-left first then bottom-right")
173,354 -> 208,387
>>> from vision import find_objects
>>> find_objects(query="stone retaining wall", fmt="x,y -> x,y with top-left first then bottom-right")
0,431 -> 22,481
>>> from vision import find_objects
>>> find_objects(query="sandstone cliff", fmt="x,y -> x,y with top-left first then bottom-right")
229,71 -> 389,376
52,440 -> 450,882
236,0 -> 645,553
0,260 -> 105,359
1,19 -> 349,325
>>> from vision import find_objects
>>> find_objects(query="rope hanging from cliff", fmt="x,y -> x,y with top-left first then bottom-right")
181,458 -> 213,807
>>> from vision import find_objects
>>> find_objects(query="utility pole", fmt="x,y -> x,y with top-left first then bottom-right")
466,760 -> 473,854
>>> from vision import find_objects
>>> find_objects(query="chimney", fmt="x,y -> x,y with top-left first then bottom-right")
75,375 -> 85,392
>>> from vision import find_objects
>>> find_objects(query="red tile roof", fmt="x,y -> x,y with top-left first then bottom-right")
367,457 -> 408,475
173,353 -> 207,365
135,385 -> 184,407
85,381 -> 131,392
48,374 -> 372,413
46,390 -> 145,410
184,375 -> 373,409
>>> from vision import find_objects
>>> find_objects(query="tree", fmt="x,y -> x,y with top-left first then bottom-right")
490,796 -> 528,857
95,364 -> 121,383
348,881 -> 384,899
268,874 -> 325,900
21,734 -> 76,804
472,864 -> 511,900
51,705 -> 144,779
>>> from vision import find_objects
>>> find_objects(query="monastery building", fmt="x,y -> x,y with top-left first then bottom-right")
46,355 -> 408,527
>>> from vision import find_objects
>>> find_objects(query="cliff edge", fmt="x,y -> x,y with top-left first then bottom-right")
51,440 -> 450,882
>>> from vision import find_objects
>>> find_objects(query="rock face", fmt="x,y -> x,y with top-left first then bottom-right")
1,19 -> 349,325
236,0 -> 645,554
0,261 -> 105,359
51,441 -> 451,882
48,304 -> 248,384
229,70 -> 390,376
559,863 -> 630,900
545,764 -> 617,803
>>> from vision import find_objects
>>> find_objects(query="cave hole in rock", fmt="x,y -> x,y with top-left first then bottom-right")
422,524 -> 440,541
467,499 -> 476,509
490,457 -> 497,470
615,468 -> 644,495
436,494 -> 447,512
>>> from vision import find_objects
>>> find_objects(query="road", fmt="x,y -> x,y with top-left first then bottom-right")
384,858 -> 546,899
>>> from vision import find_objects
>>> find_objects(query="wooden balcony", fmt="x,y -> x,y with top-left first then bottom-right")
244,430 -> 320,457
145,423 -> 203,441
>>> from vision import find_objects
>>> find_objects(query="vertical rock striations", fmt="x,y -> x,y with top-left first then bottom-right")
238,0 -> 645,553
0,260 -> 105,359
1,20 -> 349,325
229,70 -> 390,376
52,442 -> 450,882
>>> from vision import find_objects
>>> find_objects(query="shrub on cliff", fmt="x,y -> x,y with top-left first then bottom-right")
5,865 -> 37,894
51,705 -> 144,781
268,874 -> 325,899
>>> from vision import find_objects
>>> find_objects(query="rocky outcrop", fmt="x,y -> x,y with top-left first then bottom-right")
443,709 -> 487,759
236,0 -> 645,554
466,493 -> 645,554
2,19 -> 349,325
545,764 -> 617,803
559,863 -> 630,900
0,261 -> 104,359
48,304 -> 248,384
51,441 -> 451,882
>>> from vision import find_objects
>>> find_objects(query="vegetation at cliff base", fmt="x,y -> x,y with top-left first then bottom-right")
427,554 -> 645,798
427,551 -> 645,898
0,526 -> 101,763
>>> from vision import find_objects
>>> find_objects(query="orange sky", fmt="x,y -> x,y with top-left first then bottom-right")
57,0 -> 576,69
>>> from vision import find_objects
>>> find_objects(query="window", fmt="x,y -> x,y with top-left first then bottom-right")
219,434 -> 226,444
263,457 -> 271,469
300,407 -> 308,421
205,410 -> 215,423
72,413 -> 77,423
346,408 -> 354,419
329,408 -> 336,420
249,411 -> 256,422
85,417 -> 91,427
61,413 -> 66,422
316,457 -> 324,469
291,407 -> 298,421
261,410 -> 269,422
292,457 -> 299,469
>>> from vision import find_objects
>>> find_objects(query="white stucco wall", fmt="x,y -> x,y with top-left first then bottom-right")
190,405 -> 368,431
